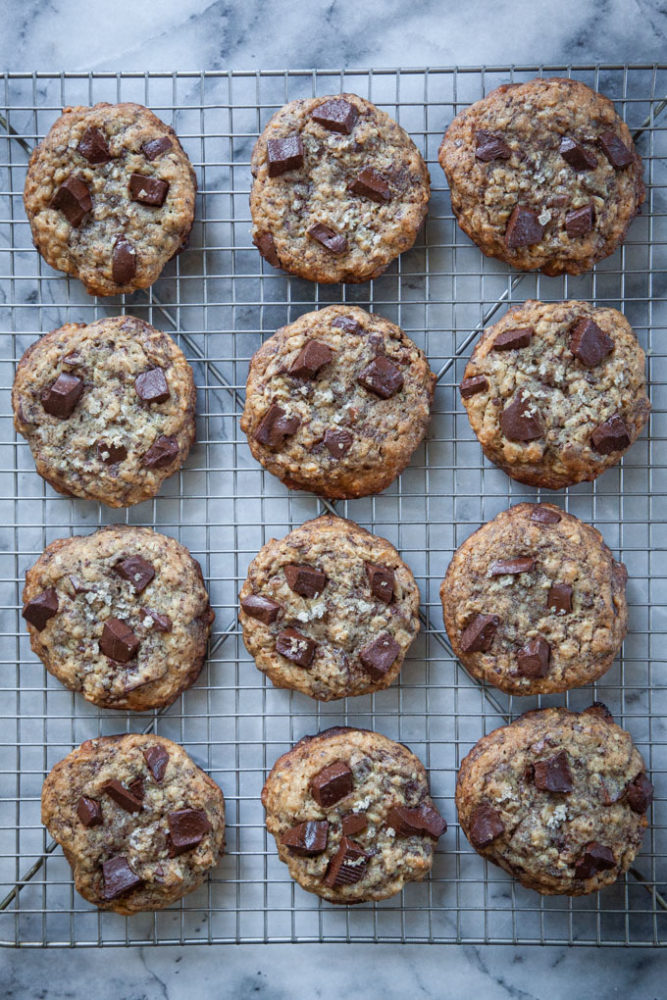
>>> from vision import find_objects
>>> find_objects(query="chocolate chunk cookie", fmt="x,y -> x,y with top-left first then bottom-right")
42,734 -> 225,914
240,516 -> 420,700
240,305 -> 435,498
262,726 -> 446,903
23,103 -> 196,295
22,525 -> 214,710
459,300 -> 650,489
438,77 -> 644,275
250,93 -> 430,283
456,706 -> 652,895
12,316 -> 196,507
440,503 -> 627,695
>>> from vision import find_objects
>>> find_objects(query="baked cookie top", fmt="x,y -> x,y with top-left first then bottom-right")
240,516 -> 420,701
439,77 -> 644,275
440,503 -> 627,695
262,726 -> 446,904
23,102 -> 196,296
42,734 -> 225,914
22,525 -> 214,711
250,93 -> 430,283
459,300 -> 650,490
240,305 -> 435,499
12,316 -> 196,508
456,706 -> 652,896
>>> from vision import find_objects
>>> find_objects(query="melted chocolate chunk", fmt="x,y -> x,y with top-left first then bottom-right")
41,373 -> 83,418
255,231 -> 280,267
22,588 -> 59,631
135,367 -> 170,403
254,404 -> 300,448
267,135 -> 304,176
533,750 -> 573,793
387,803 -> 446,839
516,637 -> 550,678
112,236 -> 137,284
51,176 -> 92,227
168,808 -> 211,854
548,582 -> 573,614
459,613 -> 499,653
475,129 -> 511,161
140,607 -> 173,632
565,203 -> 594,238
129,173 -> 169,207
275,627 -> 317,668
96,440 -> 127,464
505,205 -> 544,248
114,555 -> 155,594
570,318 -> 614,368
365,562 -> 394,604
626,772 -> 653,814
357,356 -> 404,399
591,414 -> 631,454
284,563 -> 327,598
289,340 -> 334,378
143,744 -> 169,782
574,842 -> 616,879
530,506 -> 561,525
324,836 -> 367,888
583,701 -> 614,722
598,131 -> 634,168
142,435 -> 179,468
240,593 -> 282,625
311,98 -> 358,134
500,393 -> 542,442
99,618 -> 140,663
460,374 -> 488,398
102,856 -> 143,900
359,632 -> 401,680
310,760 -> 354,807
489,556 -> 535,576
342,812 -> 368,837
78,126 -> 111,164
323,427 -> 353,458
468,803 -> 505,848
350,166 -> 392,203
559,137 -> 598,171
77,796 -> 102,827
103,779 -> 143,813
493,327 -> 533,351
331,315 -> 363,335
141,136 -> 174,161
308,222 -> 348,254
280,819 -> 329,855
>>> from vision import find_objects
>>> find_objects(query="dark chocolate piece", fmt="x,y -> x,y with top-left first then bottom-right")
240,594 -> 282,625
460,375 -> 488,398
289,340 -> 334,378
267,135 -> 304,176
22,588 -> 59,631
102,856 -> 143,900
387,803 -> 446,838
280,819 -> 329,856
574,842 -> 616,879
459,614 -> 499,653
77,796 -> 102,827
598,131 -> 634,168
493,327 -> 533,351
41,373 -> 83,418
591,414 -> 631,454
255,231 -> 280,267
142,744 -> 169,782
475,129 -> 511,161
140,607 -> 173,632
275,627 -> 317,668
365,562 -> 394,604
311,98 -> 358,134
78,126 -> 111,164
129,173 -> 169,207
284,564 -> 327,599
308,222 -> 347,254
500,393 -> 542,442
468,803 -> 505,848
112,236 -> 137,284
309,760 -> 354,807
626,772 -> 653,814
168,808 -> 211,854
96,440 -> 127,464
505,205 -> 544,248
324,836 -> 367,888
341,813 -> 368,837
254,404 -> 300,448
331,315 -> 363,336
358,632 -> 401,680
323,427 -> 353,458
530,506 -> 561,525
533,750 -> 573,793
350,166 -> 391,203
142,435 -> 179,468
51,176 -> 92,227
583,701 -> 614,722
548,583 -> 573,614
99,618 -> 140,663
516,637 -> 550,678
559,137 -> 598,171
489,557 -> 535,576
565,204 -> 594,238
103,779 -> 143,813
135,367 -> 170,403
357,356 -> 404,399
114,555 -> 155,594
141,136 -> 174,161
569,318 -> 614,368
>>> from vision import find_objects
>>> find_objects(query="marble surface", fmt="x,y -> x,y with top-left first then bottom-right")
3,0 -> 667,997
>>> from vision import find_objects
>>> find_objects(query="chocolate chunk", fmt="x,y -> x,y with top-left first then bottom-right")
350,166 -> 392,203
475,129 -> 511,161
142,435 -> 179,468
99,618 -> 140,663
574,842 -> 616,879
103,779 -> 143,813
112,236 -> 137,284
168,808 -> 211,854
583,701 -> 614,722
129,777 -> 144,801
331,315 -> 363,336
570,318 -> 614,368
68,575 -> 89,595
254,404 -> 300,448
459,613 -> 499,653
308,222 -> 348,254
78,126 -> 111,164
129,173 -> 169,207
311,98 -> 358,134
505,205 -> 544,248
255,231 -> 280,267
342,813 -> 368,837
489,556 -> 535,576
530,506 -> 561,525
22,588 -> 59,631
41,373 -> 83,418
135,367 -> 170,403
387,803 -> 447,839
140,607 -> 173,632
598,130 -> 634,168
533,751 -> 573,793
591,414 -> 631,454
548,582 -> 573,613
468,803 -> 505,848
143,745 -> 169,782
280,820 -> 329,856
626,772 -> 653,814
284,564 -> 327,598
500,393 -> 542,442
365,562 -> 394,604
62,351 -> 83,368
492,327 -> 533,351
565,203 -> 594,238
240,593 -> 282,625
267,135 -> 304,176
324,836 -> 367,888
96,440 -> 127,464
323,427 -> 353,458
359,633 -> 401,680
559,137 -> 598,171
51,176 -> 92,227
310,760 -> 354,807
289,340 -> 334,378
114,555 -> 155,594
357,356 -> 404,399
77,796 -> 102,827
102,856 -> 143,900
516,637 -> 550,678
275,627 -> 317,668
460,375 -> 488,398
141,136 -> 173,161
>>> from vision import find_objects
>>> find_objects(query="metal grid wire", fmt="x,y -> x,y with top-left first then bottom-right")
0,65 -> 665,948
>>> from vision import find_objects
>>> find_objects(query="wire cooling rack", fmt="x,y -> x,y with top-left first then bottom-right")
0,66 -> 665,948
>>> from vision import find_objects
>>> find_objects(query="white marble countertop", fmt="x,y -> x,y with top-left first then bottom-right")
3,1 -> 667,997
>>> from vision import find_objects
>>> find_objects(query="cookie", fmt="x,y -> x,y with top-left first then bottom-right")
440,503 -> 627,695
22,525 -> 214,711
240,305 -> 435,498
250,93 -> 430,283
438,77 -> 644,275
23,102 -> 196,295
42,733 -> 225,914
262,726 -> 446,903
240,515 -> 420,701
12,316 -> 196,507
459,300 -> 650,489
456,706 -> 652,895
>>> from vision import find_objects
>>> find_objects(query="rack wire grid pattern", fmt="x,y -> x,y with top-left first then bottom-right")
0,65 -> 665,949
